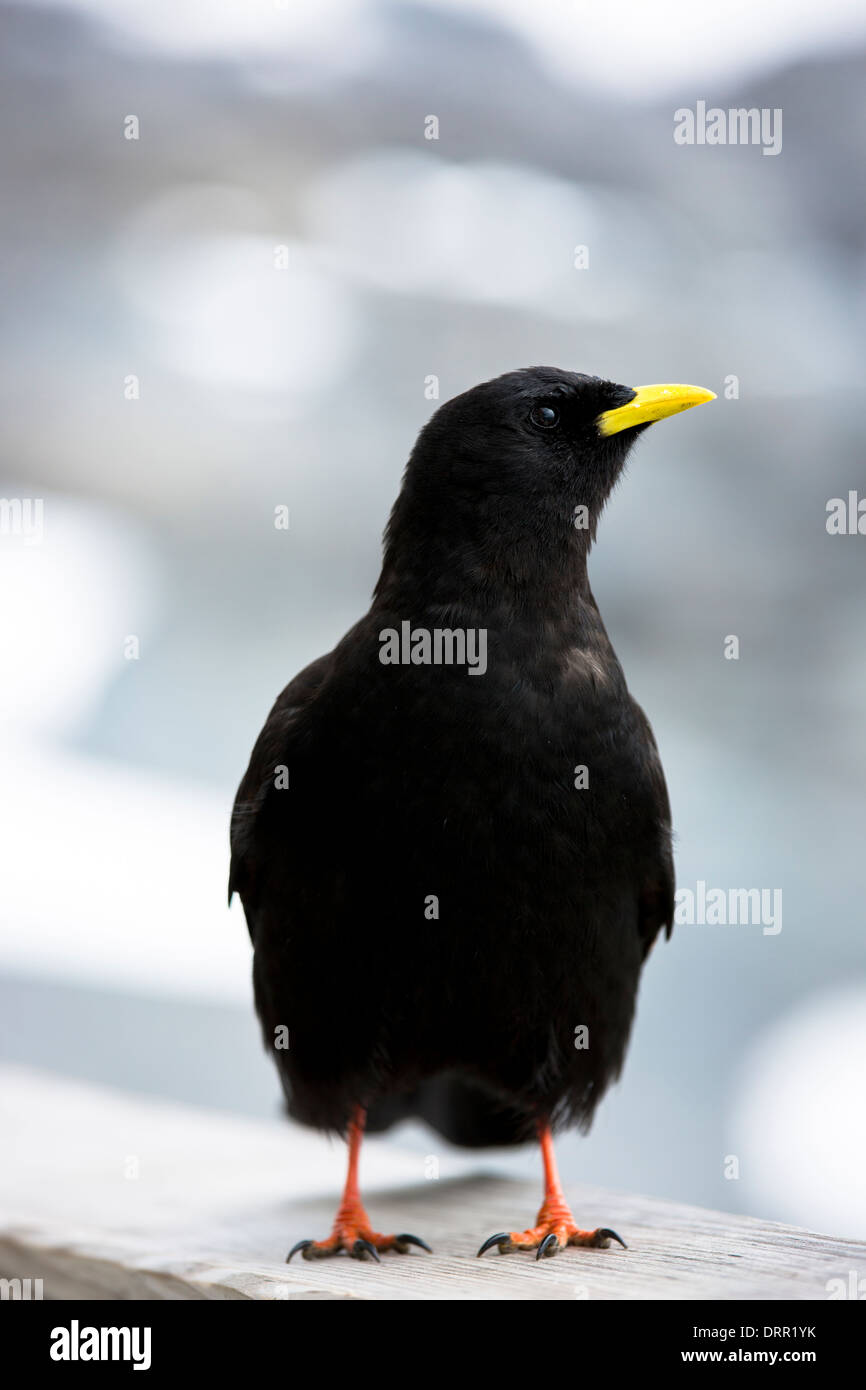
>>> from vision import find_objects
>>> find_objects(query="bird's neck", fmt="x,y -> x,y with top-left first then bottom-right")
373,533 -> 599,637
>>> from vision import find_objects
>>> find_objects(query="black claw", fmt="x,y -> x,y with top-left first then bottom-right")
287,1239 -> 313,1263
394,1233 -> 432,1254
595,1227 -> 627,1250
536,1232 -> 560,1260
477,1231 -> 511,1258
352,1238 -> 381,1263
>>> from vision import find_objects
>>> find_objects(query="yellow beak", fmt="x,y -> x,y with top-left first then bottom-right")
597,383 -> 716,437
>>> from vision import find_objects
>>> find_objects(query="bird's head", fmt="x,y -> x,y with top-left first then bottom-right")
378,367 -> 715,608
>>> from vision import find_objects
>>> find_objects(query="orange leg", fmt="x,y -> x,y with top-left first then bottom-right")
477,1122 -> 627,1260
287,1107 -> 431,1263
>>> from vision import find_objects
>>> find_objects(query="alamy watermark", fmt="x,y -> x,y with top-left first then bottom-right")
50,1322 -> 151,1370
379,622 -> 487,676
1,1277 -> 43,1299
674,102 -> 782,157
0,497 -> 44,545
674,880 -> 782,936
826,491 -> 865,535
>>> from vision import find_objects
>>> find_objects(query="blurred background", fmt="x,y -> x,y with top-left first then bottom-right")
1,0 -> 864,1238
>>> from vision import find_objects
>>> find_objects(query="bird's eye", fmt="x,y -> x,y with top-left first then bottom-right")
529,404 -> 559,430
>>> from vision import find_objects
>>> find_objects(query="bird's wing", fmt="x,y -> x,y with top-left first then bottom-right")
629,698 -> 676,958
228,651 -> 333,932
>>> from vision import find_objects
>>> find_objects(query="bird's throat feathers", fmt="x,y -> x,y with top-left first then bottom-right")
374,475 -> 606,623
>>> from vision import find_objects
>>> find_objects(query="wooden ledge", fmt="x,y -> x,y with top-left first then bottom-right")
1,1065 -> 862,1301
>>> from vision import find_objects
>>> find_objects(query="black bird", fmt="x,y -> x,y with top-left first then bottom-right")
230,368 -> 714,1262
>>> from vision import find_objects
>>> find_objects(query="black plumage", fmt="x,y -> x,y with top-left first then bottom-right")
230,367 -> 711,1259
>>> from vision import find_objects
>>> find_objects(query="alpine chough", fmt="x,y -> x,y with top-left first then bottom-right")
230,368 -> 715,1262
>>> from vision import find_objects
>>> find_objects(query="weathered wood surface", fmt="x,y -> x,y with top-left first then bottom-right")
2,1065 -> 862,1301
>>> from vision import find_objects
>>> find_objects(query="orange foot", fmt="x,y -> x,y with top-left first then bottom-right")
286,1108 -> 432,1264
478,1190 -> 627,1260
478,1124 -> 628,1261
287,1200 -> 431,1263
